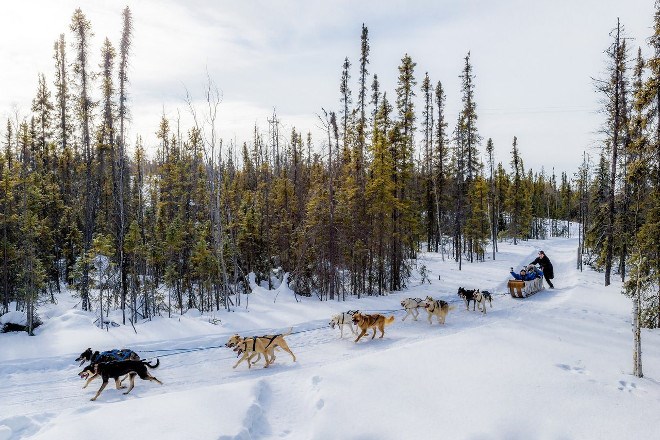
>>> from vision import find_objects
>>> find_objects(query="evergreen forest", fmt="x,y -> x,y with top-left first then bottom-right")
1,6 -> 659,335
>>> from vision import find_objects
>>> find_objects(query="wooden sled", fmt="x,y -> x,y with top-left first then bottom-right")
508,278 -> 544,298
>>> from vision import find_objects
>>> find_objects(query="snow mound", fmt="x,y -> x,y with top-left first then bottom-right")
0,311 -> 27,326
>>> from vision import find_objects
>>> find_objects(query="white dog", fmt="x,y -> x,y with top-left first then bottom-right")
329,310 -> 359,338
400,298 -> 424,321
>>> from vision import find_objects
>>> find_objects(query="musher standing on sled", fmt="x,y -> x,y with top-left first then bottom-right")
530,250 -> 554,288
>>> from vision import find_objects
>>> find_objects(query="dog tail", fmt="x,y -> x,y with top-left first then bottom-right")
385,315 -> 396,326
145,358 -> 160,369
447,305 -> 456,312
282,327 -> 294,336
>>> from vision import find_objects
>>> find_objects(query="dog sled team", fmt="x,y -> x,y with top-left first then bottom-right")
76,252 -> 555,401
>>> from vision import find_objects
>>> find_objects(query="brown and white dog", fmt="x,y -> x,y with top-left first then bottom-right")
424,296 -> 455,325
400,298 -> 424,321
351,312 -> 395,343
89,359 -> 162,401
329,310 -> 359,338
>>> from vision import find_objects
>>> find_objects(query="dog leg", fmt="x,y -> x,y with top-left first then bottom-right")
147,374 -> 163,385
82,373 -> 98,389
233,354 -> 248,369
247,352 -> 258,367
122,373 -> 137,395
118,373 -> 129,388
413,308 -> 419,321
277,342 -> 296,362
137,371 -> 163,387
355,328 -> 367,343
263,351 -> 274,368
91,380 -> 109,401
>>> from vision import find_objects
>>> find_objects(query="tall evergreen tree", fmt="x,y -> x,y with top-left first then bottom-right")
421,73 -> 435,251
433,81 -> 449,256
116,6 -> 133,323
70,7 -> 96,311
596,19 -> 629,286
485,138 -> 497,258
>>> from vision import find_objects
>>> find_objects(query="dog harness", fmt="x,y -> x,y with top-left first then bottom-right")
262,335 -> 280,349
337,311 -> 358,325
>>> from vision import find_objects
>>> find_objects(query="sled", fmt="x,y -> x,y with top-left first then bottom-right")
507,277 -> 544,298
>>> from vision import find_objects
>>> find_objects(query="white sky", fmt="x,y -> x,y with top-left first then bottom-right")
0,0 -> 653,175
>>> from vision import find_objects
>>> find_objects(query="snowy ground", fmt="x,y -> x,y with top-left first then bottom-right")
2,232 -> 660,440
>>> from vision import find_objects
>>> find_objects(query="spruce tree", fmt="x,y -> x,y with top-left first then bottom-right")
595,19 -> 629,286
116,6 -> 133,322
485,138 -> 497,258
433,81 -> 449,256
507,136 -> 525,244
70,8 -> 96,310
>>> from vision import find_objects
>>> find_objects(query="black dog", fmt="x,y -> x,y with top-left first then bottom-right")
90,359 -> 163,401
457,287 -> 478,311
76,348 -> 140,388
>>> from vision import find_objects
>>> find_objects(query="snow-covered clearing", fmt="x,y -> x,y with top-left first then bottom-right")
2,233 -> 660,439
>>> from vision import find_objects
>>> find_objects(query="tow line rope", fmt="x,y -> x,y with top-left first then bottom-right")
138,293 -> 510,360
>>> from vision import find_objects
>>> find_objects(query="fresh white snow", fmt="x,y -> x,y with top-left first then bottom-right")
1,233 -> 659,440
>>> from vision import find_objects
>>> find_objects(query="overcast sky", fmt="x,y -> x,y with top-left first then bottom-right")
0,0 -> 654,175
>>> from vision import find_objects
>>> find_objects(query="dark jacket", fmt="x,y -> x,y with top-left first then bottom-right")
530,255 -> 554,279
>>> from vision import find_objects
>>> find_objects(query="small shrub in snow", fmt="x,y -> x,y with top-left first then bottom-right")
0,311 -> 42,333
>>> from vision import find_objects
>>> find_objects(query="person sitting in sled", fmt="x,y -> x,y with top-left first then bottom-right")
509,267 -> 537,281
